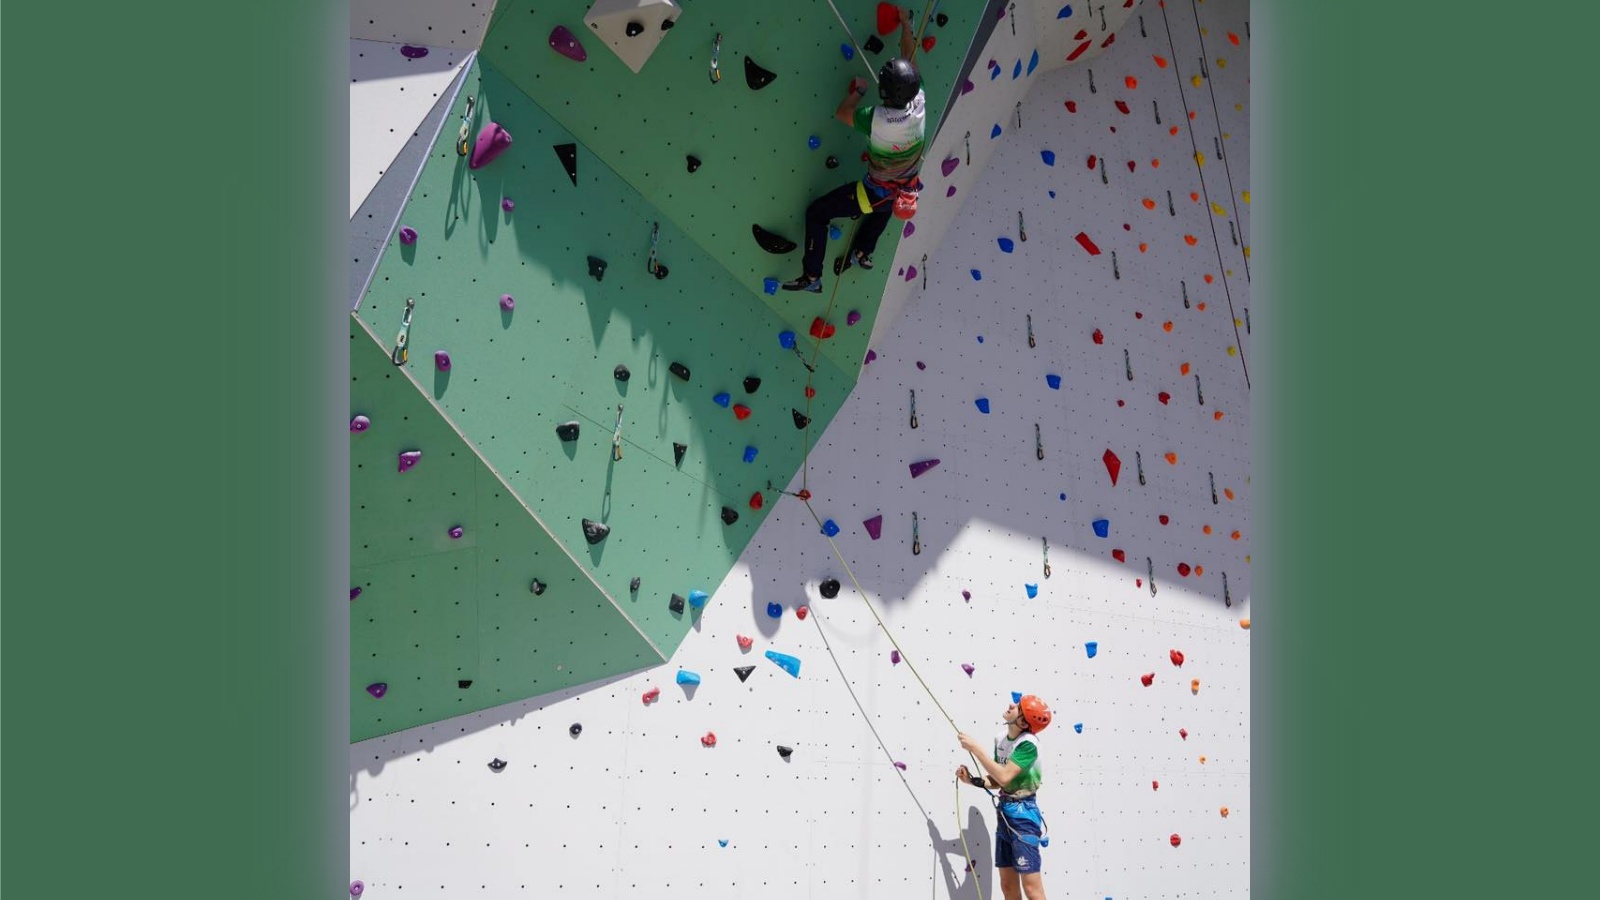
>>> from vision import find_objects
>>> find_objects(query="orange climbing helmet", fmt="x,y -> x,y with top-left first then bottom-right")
1018,695 -> 1052,734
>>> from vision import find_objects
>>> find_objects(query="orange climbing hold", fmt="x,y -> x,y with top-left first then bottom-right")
1221,806 -> 1231,817
1190,192 -> 1200,203
1125,76 -> 1139,89
1162,321 -> 1174,333
1153,54 -> 1168,68
1180,363 -> 1191,375
1240,618 -> 1251,629
1224,488 -> 1235,500
1231,530 -> 1241,540
1204,274 -> 1215,284
1164,452 -> 1178,465
1191,679 -> 1200,694
1214,411 -> 1225,421
1190,110 -> 1198,120
1152,158 -> 1162,167
1142,198 -> 1156,210
1197,302 -> 1207,311
1184,235 -> 1198,246
1139,243 -> 1149,253
1203,525 -> 1213,535
1194,565 -> 1204,576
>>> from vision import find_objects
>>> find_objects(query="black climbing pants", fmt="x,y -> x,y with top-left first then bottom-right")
801,180 -> 894,278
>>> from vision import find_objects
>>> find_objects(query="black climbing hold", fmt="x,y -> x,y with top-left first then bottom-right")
614,364 -> 630,382
588,256 -> 608,282
669,593 -> 686,614
752,223 -> 798,255
630,576 -> 642,593
569,723 -> 583,737
554,143 -> 578,185
625,20 -> 644,37
792,409 -> 811,429
743,376 -> 762,394
669,361 -> 691,382
458,679 -> 474,689
652,263 -> 669,280
820,578 -> 841,599
734,665 -> 756,682
673,442 -> 687,467
488,758 -> 507,772
936,12 -> 949,27
721,506 -> 739,525
744,55 -> 777,90
530,578 -> 547,595
582,519 -> 610,544
556,421 -> 581,442
776,745 -> 794,760
686,154 -> 701,174
863,34 -> 885,55
825,155 -> 840,169
660,18 -> 674,31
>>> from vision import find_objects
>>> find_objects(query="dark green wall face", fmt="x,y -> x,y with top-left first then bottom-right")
351,5 -> 982,741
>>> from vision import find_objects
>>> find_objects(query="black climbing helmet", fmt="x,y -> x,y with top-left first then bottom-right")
878,58 -> 921,109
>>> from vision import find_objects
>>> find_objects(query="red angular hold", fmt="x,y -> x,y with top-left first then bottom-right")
1103,449 -> 1121,485
1177,562 -> 1192,577
1112,549 -> 1126,563
1159,514 -> 1171,525
733,404 -> 752,420
1141,673 -> 1155,686
737,634 -> 754,650
1170,649 -> 1185,667
1153,780 -> 1160,790
1179,728 -> 1189,740
1067,40 -> 1093,62
642,686 -> 661,704
1092,328 -> 1105,344
1086,153 -> 1098,170
1065,100 -> 1078,113
1158,392 -> 1171,404
749,491 -> 765,510
1115,100 -> 1131,115
921,36 -> 937,52
876,2 -> 901,35
796,605 -> 810,620
1127,160 -> 1137,172
810,317 -> 837,340
1074,232 -> 1102,255
701,732 -> 718,748
1101,32 -> 1117,49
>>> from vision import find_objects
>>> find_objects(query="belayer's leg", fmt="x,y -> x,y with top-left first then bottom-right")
998,867 -> 1023,900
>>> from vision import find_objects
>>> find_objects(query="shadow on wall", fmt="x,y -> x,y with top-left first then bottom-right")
929,805 -> 993,900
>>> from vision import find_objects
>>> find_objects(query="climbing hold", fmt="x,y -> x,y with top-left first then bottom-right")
351,882 -> 365,898
998,237 -> 1015,253
400,44 -> 429,59
1180,728 -> 1189,740
962,590 -> 972,601
847,310 -> 862,326
1170,834 -> 1183,847
766,602 -> 782,618
1141,673 -> 1154,686
908,458 -> 941,478
458,680 -> 473,689
1240,619 -> 1251,629
763,278 -> 779,294
922,36 -> 937,52
1158,391 -> 1171,405
941,157 -> 959,177
1086,641 -> 1098,658
469,123 -> 513,169
488,758 -> 507,772
350,587 -> 362,601
863,515 -> 883,540
1046,374 -> 1062,390
350,415 -> 370,432
863,34 -> 885,55
829,224 -> 843,241
1074,232 -> 1102,255
1165,452 -> 1179,465
448,525 -> 463,539
500,293 -> 516,312
734,665 -> 756,682
765,650 -> 802,678
1191,679 -> 1201,694
1159,515 -> 1170,525
749,491 -> 764,510
609,364 -> 631,384
397,450 -> 422,472
821,519 -> 840,537
1092,328 -> 1105,345
1012,59 -> 1022,79
712,392 -> 731,408
682,153 -> 703,177
502,197 -> 514,212
642,686 -> 660,704
582,519 -> 610,544
777,745 -> 794,759
819,578 -> 841,598
587,256 -> 607,282
669,362 -> 691,382
752,224 -> 798,254
1176,562 -> 1191,577
1170,649 -> 1185,666
668,593 -> 686,614
736,376 -> 759,396
398,226 -> 418,246
624,20 -> 644,37
796,605 -> 809,620
672,442 -> 687,467
1040,149 -> 1056,167
553,143 -> 578,185
1221,807 -> 1230,818
975,397 -> 990,414
1092,519 -> 1110,538
721,506 -> 740,525
962,663 -> 976,677
825,155 -> 840,169
629,577 -> 642,595
809,317 -> 837,340
1025,584 -> 1039,599
434,350 -> 451,372
807,134 -> 822,150
1112,549 -> 1126,562
555,421 -> 581,442
549,25 -> 587,61
875,3 -> 901,34
688,589 -> 710,609
894,761 -> 908,770
570,723 -> 583,736
744,56 -> 777,90
366,682 -> 387,699
891,650 -> 901,665
1103,449 -> 1121,485
676,669 -> 701,686
737,634 -> 753,650
990,124 -> 1001,138
741,446 -> 758,463
790,409 -> 810,430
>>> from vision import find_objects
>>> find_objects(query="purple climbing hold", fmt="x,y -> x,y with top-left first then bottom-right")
894,761 -> 908,770
400,45 -> 428,59
916,361 -> 927,370
350,415 -> 370,432
865,350 -> 878,364
961,79 -> 975,95
500,294 -> 515,311
947,185 -> 957,198
904,265 -> 918,282
398,226 -> 417,245
398,450 -> 422,472
351,881 -> 365,898
449,526 -> 464,539
366,682 -> 387,699
435,350 -> 451,371
902,221 -> 915,238
863,514 -> 883,540
890,650 -> 901,664
350,587 -> 362,601
502,197 -> 515,212
962,663 -> 976,676
469,122 -> 513,169
550,25 -> 587,61
847,310 -> 862,326
962,589 -> 972,601
941,157 -> 960,177
909,458 -> 941,478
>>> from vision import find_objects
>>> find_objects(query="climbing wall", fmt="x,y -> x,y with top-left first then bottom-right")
349,40 -> 473,217
351,0 -> 498,51
351,0 -> 1251,897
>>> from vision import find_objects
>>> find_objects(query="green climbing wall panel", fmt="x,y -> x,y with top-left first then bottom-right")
351,317 -> 665,741
481,0 -> 982,373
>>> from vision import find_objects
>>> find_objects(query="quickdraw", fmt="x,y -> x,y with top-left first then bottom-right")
1019,211 -> 1028,243
611,404 -> 625,462
1042,537 -> 1051,578
647,222 -> 668,279
1147,557 -> 1158,596
1136,451 -> 1146,486
1035,423 -> 1043,461
1124,348 -> 1134,381
1223,571 -> 1233,608
1026,313 -> 1035,348
709,33 -> 722,84
911,512 -> 921,556
1196,375 -> 1205,406
909,389 -> 919,429
1182,280 -> 1190,309
455,95 -> 476,157
1210,472 -> 1219,505
391,298 -> 415,366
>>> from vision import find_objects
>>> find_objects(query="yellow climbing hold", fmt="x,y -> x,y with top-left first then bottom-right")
1243,245 -> 1251,258
1245,554 -> 1251,564
1235,103 -> 1244,112
1242,190 -> 1251,204
1235,318 -> 1244,327
1216,58 -> 1227,69
1211,202 -> 1227,216
1191,74 -> 1203,88
1227,346 -> 1237,356
1195,151 -> 1206,166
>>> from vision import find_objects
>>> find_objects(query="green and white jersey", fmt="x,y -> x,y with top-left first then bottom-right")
994,731 -> 1043,794
852,88 -> 927,183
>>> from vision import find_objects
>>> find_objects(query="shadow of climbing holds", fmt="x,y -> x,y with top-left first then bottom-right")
350,415 -> 370,432
588,256 -> 607,282
366,682 -> 387,699
1103,450 -> 1121,485
821,519 -> 840,537
735,665 -> 756,682
469,123 -> 512,170
766,602 -> 782,618
819,578 -> 841,598
909,458 -> 940,478
863,515 -> 883,540
676,669 -> 701,686
582,519 -> 610,544
744,56 -> 776,89
529,578 -> 547,596
489,758 -> 507,772
549,25 -> 587,61
669,593 -> 686,614
1092,518 -> 1110,538
753,224 -> 797,254
1086,641 -> 1098,658
673,442 -> 687,467
556,421 -> 581,442
553,143 -> 578,185
398,450 -> 422,472
792,409 -> 810,429
765,650 -> 802,677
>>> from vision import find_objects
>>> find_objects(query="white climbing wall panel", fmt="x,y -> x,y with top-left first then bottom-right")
349,40 -> 472,217
350,0 -> 1253,897
351,0 -> 498,51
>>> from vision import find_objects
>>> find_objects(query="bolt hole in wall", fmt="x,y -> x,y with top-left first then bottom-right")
350,0 -> 1250,898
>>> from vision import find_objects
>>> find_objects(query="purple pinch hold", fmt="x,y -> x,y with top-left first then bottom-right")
448,526 -> 464,539
469,122 -> 513,169
366,682 -> 387,699
894,761 -> 908,770
351,881 -> 366,898
941,157 -> 960,177
502,197 -> 515,212
904,265 -> 917,282
500,294 -> 515,311
909,458 -> 941,478
400,45 -> 429,59
962,589 -> 972,601
398,226 -> 418,245
847,310 -> 862,326
865,350 -> 877,364
961,79 -> 975,95
398,450 -> 422,472
890,649 -> 901,664
863,514 -> 883,540
435,350 -> 451,371
962,663 -> 976,676
902,220 -> 915,238
549,25 -> 587,62
350,587 -> 362,601
350,415 -> 370,432
916,361 -> 926,370
947,185 -> 957,198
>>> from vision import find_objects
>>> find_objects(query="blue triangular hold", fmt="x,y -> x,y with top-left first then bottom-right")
1057,4 -> 1073,18
1041,150 -> 1056,166
688,589 -> 709,608
1027,49 -> 1040,75
1012,59 -> 1022,80
1025,583 -> 1039,598
991,123 -> 1002,139
1012,691 -> 1024,704
1092,519 -> 1110,538
975,397 -> 991,414
1086,641 -> 1099,658
1046,374 -> 1062,390
765,650 -> 802,678
713,392 -> 731,408
1074,723 -> 1084,733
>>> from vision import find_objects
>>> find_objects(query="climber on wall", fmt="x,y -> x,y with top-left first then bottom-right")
781,6 -> 925,293
957,695 -> 1053,900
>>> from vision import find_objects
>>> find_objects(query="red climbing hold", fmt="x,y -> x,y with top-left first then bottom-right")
1170,649 -> 1185,666
1179,728 -> 1188,740
796,489 -> 812,501
642,686 -> 661,704
1101,32 -> 1116,49
1086,154 -> 1097,170
749,491 -> 764,510
1152,780 -> 1160,790
1092,328 -> 1105,344
1074,29 -> 1088,41
1158,392 -> 1171,404
1159,515 -> 1170,525
1074,232 -> 1102,255
804,386 -> 816,399
1115,100 -> 1130,114
1065,100 -> 1078,113
737,634 -> 754,650
1112,549 -> 1126,562
876,2 -> 901,35
810,317 -> 836,340
1103,449 -> 1121,485
701,732 -> 718,748
797,605 -> 810,620
1176,563 -> 1192,577
1067,40 -> 1092,62
1127,160 -> 1137,172
1141,673 -> 1155,686
1170,834 -> 1182,847
921,36 -> 937,52
733,404 -> 752,420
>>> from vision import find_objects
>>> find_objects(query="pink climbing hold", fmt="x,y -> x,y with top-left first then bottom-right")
909,459 -> 940,478
398,226 -> 417,245
435,350 -> 451,371
549,25 -> 587,61
642,686 -> 661,704
350,415 -> 370,432
469,122 -> 513,169
902,221 -> 915,238
1103,449 -> 1121,485
397,450 -> 422,472
941,157 -> 960,177
961,663 -> 976,676
863,515 -> 884,540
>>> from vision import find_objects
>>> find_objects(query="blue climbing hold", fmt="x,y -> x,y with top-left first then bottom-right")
713,392 -> 731,408
991,123 -> 1002,139
998,237 -> 1015,253
1048,190 -> 1057,198
840,43 -> 854,61
743,446 -> 758,463
676,669 -> 702,686
975,397 -> 991,414
1092,518 -> 1110,538
1012,691 -> 1024,704
1074,723 -> 1084,733
688,589 -> 710,609
1041,150 -> 1056,166
718,839 -> 730,847
765,650 -> 802,678
1012,59 -> 1022,79
766,601 -> 783,618
1046,373 -> 1062,389
989,63 -> 1001,81
977,335 -> 985,343
1059,493 -> 1067,501
821,519 -> 841,537
808,134 -> 822,150
1057,4 -> 1073,18
1027,49 -> 1040,76
778,330 -> 797,349
1025,584 -> 1039,599
1086,641 -> 1098,658
829,224 -> 842,241
971,269 -> 982,281
763,277 -> 779,295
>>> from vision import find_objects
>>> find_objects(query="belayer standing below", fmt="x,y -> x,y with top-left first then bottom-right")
782,7 -> 926,293
957,695 -> 1053,900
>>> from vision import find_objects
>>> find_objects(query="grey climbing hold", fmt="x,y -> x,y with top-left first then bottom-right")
669,362 -> 691,382
721,506 -> 739,525
744,56 -> 777,90
669,593 -> 687,614
488,758 -> 507,772
743,376 -> 762,394
530,578 -> 547,595
673,442 -> 687,467
734,665 -> 755,682
819,578 -> 841,599
686,154 -> 701,173
792,409 -> 810,429
777,745 -> 794,759
556,421 -> 581,442
630,576 -> 642,593
554,143 -> 578,185
588,256 -> 608,281
752,223 -> 798,254
614,364 -> 630,382
569,723 -> 583,736
582,519 -> 610,544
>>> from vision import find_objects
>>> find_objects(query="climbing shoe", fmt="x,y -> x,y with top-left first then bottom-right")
833,250 -> 873,275
780,274 -> 822,293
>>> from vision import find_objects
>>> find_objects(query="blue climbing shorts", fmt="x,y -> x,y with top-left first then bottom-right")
994,797 -> 1044,874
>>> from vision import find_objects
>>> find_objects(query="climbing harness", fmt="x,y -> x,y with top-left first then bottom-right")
708,33 -> 722,84
455,95 -> 476,158
391,298 -> 415,366
611,404 -> 625,462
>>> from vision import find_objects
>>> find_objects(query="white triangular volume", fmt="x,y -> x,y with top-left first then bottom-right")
349,40 -> 470,218
583,0 -> 683,75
